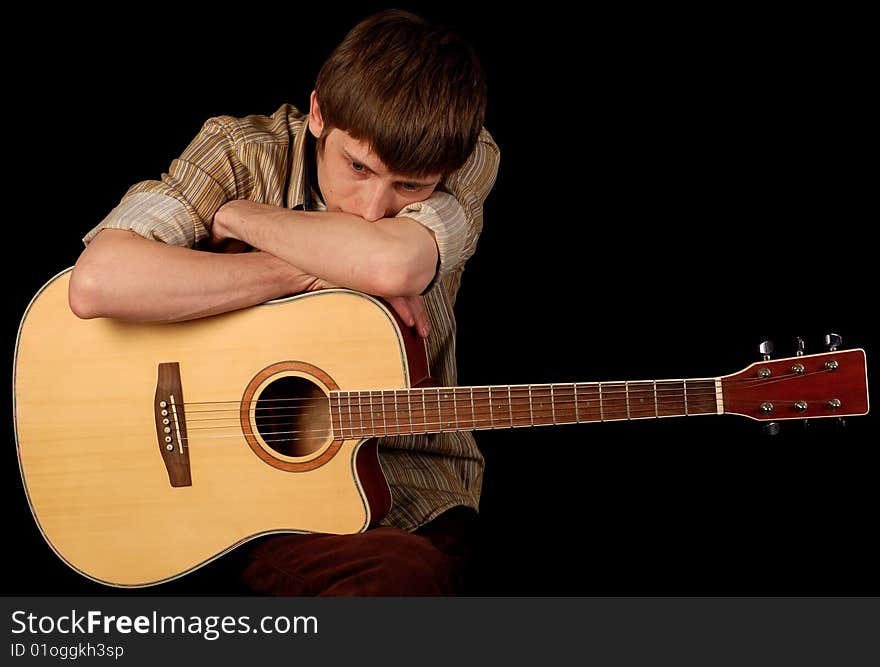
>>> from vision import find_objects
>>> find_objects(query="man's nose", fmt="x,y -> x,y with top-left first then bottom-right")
361,183 -> 394,222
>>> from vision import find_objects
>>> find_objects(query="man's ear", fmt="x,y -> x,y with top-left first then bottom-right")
308,91 -> 324,138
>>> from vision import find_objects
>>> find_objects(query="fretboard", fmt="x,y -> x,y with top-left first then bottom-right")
329,380 -> 721,439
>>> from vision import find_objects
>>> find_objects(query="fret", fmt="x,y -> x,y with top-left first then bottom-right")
574,384 -> 579,422
424,388 -> 438,432
390,389 -> 403,435
358,391 -> 365,436
683,380 -> 688,416
407,389 -> 414,434
577,384 -> 601,423
556,384 -> 577,424
437,388 -> 442,431
653,380 -> 658,417
330,393 -> 339,438
598,383 -> 605,421
367,391 -> 376,436
488,387 -> 494,428
347,392 -> 354,439
508,386 -> 514,428
380,390 -> 388,436
335,392 -> 342,438
408,388 -> 428,433
656,381 -> 686,417
452,388 -> 458,430
470,387 -> 476,430
421,388 -> 427,434
530,386 -> 543,424
688,380 -> 719,415
528,385 -> 554,426
624,381 -> 631,420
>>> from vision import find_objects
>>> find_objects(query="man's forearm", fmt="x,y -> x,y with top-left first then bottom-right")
215,200 -> 437,296
69,229 -> 324,322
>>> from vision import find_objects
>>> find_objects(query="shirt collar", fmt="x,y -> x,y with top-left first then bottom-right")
287,114 -> 325,211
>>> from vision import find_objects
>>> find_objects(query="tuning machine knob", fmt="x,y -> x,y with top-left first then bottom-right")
796,337 -> 805,356
759,340 -> 775,360
825,333 -> 842,351
762,421 -> 781,436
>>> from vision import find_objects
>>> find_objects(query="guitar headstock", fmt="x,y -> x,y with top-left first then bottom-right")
721,346 -> 869,421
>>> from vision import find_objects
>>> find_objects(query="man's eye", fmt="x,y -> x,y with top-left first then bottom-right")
401,183 -> 417,192
351,162 -> 365,173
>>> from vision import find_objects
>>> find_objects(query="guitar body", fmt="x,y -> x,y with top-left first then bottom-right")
14,270 -> 427,587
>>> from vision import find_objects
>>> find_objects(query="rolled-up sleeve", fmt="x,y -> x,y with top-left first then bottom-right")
82,116 -> 250,248
395,128 -> 500,287
396,191 -> 468,283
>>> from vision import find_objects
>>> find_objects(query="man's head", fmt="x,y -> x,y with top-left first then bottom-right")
308,9 -> 487,220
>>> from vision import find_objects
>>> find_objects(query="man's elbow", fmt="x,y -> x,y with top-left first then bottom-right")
369,248 -> 435,297
68,263 -> 106,319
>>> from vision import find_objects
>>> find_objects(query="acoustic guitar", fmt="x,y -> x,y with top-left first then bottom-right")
14,269 -> 870,587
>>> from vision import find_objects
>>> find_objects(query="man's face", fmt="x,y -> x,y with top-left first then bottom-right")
313,127 -> 442,222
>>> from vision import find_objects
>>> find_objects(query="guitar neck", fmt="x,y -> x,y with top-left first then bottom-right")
329,379 -> 722,438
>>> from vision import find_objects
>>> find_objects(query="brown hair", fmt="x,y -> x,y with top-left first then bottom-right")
315,9 -> 487,178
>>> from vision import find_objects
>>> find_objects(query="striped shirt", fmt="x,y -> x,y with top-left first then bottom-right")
83,103 -> 500,531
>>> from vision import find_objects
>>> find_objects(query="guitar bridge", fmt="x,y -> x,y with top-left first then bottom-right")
154,362 -> 192,487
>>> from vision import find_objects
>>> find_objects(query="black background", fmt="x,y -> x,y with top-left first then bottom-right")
5,4 -> 875,596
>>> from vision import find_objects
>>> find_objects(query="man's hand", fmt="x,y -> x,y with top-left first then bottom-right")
386,295 -> 430,339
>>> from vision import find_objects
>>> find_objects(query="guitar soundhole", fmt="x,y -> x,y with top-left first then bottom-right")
254,376 -> 330,457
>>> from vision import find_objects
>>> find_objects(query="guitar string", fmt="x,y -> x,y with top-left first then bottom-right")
171,396 -> 836,442
175,368 -> 837,410
175,410 -> 721,444
177,377 -> 829,424
194,396 -> 821,424
177,387 -> 742,416
172,396 -> 838,445
180,389 -> 726,423
182,386 -> 726,416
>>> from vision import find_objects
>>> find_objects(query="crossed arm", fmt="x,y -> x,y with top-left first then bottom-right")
68,203 -> 437,336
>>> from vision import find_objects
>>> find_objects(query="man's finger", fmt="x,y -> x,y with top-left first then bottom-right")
407,296 -> 430,338
387,296 -> 415,327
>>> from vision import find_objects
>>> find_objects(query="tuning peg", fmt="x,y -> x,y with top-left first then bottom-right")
825,333 -> 842,351
762,421 -> 781,436
796,337 -> 806,356
759,340 -> 775,360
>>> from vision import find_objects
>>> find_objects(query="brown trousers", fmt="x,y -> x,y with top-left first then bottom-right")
236,507 -> 478,596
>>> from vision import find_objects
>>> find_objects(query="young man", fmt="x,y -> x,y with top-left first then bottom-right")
68,9 -> 499,595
